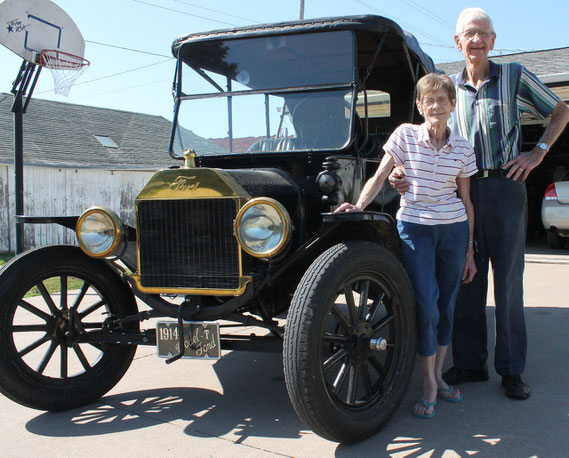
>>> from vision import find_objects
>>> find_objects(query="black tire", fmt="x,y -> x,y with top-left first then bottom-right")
546,231 -> 566,249
283,241 -> 416,443
0,245 -> 138,411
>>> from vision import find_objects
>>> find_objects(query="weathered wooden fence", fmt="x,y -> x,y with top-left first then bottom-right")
0,165 -> 156,252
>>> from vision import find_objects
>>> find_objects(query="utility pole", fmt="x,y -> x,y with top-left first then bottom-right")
299,0 -> 304,20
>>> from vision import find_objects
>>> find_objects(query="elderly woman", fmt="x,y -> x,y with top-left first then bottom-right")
336,73 -> 477,418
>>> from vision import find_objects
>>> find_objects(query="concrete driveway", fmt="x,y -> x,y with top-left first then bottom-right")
1,249 -> 568,457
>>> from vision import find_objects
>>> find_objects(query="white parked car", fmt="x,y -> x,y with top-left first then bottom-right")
541,175 -> 569,249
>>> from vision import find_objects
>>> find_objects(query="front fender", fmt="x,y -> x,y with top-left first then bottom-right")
258,211 -> 401,290
320,211 -> 401,257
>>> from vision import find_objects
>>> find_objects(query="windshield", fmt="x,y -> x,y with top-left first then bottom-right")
171,31 -> 356,156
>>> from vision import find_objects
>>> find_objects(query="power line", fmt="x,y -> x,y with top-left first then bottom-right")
60,78 -> 173,101
421,42 -> 537,54
353,0 -> 449,47
171,0 -> 258,24
491,47 -> 539,55
420,43 -> 456,49
133,0 -> 238,27
73,59 -> 173,87
34,59 -> 173,95
85,40 -> 173,59
396,0 -> 454,30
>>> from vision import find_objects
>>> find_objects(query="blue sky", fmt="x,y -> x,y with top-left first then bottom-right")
1,0 -> 567,121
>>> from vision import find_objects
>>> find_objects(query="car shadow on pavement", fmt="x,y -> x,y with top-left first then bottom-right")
25,349 -> 308,442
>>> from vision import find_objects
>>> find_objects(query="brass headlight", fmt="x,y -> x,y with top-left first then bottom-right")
76,207 -> 125,258
235,198 -> 291,258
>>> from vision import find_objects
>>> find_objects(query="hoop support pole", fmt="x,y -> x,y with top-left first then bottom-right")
11,60 -> 41,254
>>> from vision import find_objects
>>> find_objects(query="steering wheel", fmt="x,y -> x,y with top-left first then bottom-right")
291,96 -> 350,149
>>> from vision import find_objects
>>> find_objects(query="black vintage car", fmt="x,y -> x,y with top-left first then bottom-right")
0,15 -> 435,442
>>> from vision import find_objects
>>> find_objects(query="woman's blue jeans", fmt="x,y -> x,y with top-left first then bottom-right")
397,219 -> 469,356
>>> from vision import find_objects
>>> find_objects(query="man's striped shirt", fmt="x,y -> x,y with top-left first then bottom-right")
384,123 -> 478,225
449,61 -> 559,170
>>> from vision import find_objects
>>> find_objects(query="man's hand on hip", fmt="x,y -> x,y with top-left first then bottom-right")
388,165 -> 409,194
504,147 -> 547,182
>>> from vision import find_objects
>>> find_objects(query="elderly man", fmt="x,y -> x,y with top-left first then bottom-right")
444,8 -> 569,399
391,8 -> 569,400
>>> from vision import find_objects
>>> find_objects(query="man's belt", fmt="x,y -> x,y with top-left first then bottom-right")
473,169 -> 505,179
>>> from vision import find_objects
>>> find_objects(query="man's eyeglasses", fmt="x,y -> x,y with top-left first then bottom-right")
461,29 -> 493,40
422,97 -> 450,108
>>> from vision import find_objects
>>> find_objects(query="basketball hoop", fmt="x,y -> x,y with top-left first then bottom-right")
38,49 -> 90,97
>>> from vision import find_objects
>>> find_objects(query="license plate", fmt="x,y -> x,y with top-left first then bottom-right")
156,321 -> 221,359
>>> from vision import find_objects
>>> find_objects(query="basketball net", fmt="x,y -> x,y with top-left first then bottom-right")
39,49 -> 90,97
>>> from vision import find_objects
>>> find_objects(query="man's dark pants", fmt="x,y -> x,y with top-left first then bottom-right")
451,175 -> 528,376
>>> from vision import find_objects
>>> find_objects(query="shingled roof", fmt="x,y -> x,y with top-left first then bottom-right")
436,47 -> 569,81
0,93 -> 222,169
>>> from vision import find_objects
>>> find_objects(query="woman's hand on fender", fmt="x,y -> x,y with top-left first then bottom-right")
334,203 -> 361,213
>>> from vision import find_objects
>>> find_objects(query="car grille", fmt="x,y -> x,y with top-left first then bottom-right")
137,198 -> 240,290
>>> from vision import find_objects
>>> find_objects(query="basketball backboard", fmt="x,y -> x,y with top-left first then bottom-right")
0,0 -> 85,64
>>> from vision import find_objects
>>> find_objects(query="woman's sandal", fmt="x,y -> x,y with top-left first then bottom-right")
412,399 -> 436,419
437,385 -> 463,403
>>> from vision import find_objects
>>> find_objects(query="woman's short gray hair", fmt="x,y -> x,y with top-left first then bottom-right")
416,73 -> 456,103
456,7 -> 494,35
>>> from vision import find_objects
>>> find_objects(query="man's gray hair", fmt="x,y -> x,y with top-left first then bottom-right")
456,7 -> 494,35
